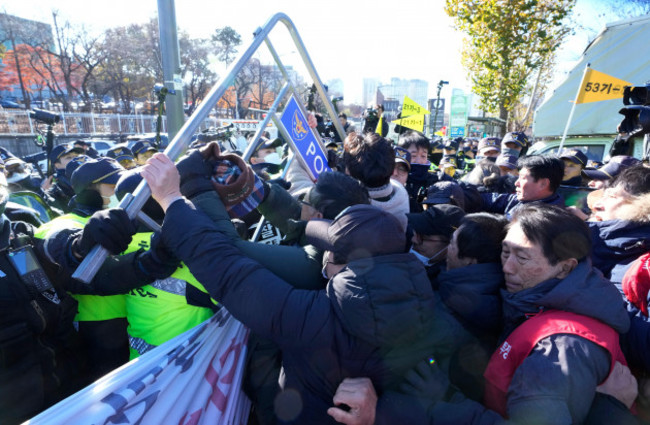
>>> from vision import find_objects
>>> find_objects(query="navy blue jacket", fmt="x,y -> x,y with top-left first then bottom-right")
436,262 -> 503,401
162,199 -> 441,424
480,192 -> 564,219
589,219 -> 650,284
384,259 -> 631,424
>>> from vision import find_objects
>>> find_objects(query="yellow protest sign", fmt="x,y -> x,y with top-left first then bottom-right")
401,96 -> 430,117
392,115 -> 425,132
376,115 -> 384,136
575,68 -> 631,104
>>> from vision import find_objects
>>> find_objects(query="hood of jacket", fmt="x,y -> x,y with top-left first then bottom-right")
589,219 -> 650,279
437,262 -> 503,335
326,252 -> 436,347
501,259 -> 630,337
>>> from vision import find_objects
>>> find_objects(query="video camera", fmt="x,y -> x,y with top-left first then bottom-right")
29,108 -> 60,126
612,83 -> 650,158
197,124 -> 235,142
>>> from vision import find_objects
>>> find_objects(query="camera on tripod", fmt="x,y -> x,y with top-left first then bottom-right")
612,83 -> 650,158
29,109 -> 60,126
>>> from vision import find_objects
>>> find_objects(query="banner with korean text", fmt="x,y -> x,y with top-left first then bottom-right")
27,309 -> 250,425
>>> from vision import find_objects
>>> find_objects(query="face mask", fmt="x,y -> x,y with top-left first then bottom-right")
501,147 -> 520,157
410,246 -> 447,267
102,195 -> 120,209
262,152 -> 282,165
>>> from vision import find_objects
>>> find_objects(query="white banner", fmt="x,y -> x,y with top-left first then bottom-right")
26,309 -> 250,425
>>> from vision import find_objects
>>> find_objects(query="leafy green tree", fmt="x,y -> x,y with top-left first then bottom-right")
445,0 -> 575,131
211,26 -> 241,68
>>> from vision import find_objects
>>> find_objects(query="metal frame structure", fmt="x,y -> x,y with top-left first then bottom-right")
73,12 -> 345,282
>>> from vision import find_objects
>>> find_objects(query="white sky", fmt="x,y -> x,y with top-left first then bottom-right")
2,0 -> 612,106
3,0 -> 470,104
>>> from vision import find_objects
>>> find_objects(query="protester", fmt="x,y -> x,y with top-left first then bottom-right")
344,132 -> 409,230
142,153 -> 443,423
479,155 -> 565,218
584,165 -> 650,284
438,212 -> 507,401
338,204 -> 634,425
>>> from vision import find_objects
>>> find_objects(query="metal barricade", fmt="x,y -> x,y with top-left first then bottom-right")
73,12 -> 345,283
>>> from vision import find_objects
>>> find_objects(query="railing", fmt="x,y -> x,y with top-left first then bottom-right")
0,110 -> 168,136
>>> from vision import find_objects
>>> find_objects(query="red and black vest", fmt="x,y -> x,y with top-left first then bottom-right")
483,309 -> 626,417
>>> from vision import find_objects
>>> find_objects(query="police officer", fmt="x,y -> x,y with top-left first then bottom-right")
35,157 -> 178,380
43,143 -> 84,213
0,153 -> 144,423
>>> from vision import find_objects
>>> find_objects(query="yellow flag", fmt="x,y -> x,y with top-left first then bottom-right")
376,115 -> 384,136
401,96 -> 430,117
391,115 -> 425,132
575,68 -> 631,104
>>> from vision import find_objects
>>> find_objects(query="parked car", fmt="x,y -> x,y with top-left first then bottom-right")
78,139 -> 118,156
0,99 -> 22,109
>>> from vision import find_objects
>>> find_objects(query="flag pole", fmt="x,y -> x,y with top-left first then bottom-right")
558,62 -> 591,152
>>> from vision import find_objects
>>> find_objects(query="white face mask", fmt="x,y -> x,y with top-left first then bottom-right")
102,195 -> 120,209
409,246 -> 447,267
262,152 -> 282,165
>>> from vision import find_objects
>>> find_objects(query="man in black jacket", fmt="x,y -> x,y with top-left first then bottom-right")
142,152 -> 444,424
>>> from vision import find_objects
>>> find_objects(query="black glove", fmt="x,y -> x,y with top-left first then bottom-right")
400,358 -> 451,407
137,231 -> 180,279
73,208 -> 136,257
268,178 -> 291,191
176,142 -> 221,198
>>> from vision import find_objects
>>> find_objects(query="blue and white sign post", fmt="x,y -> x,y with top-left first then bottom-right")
279,95 -> 331,180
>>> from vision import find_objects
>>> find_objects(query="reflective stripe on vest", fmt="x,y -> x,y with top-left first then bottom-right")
126,253 -> 215,359
483,309 -> 626,417
35,215 -> 141,322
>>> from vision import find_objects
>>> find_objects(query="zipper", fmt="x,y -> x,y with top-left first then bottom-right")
31,300 -> 61,387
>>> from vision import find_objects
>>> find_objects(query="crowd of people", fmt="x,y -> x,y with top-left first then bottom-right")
1,107 -> 649,425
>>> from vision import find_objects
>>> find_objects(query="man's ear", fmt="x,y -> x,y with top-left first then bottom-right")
556,258 -> 578,279
539,177 -> 550,190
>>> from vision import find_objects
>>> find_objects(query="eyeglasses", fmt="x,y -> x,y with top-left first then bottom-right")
299,190 -> 316,209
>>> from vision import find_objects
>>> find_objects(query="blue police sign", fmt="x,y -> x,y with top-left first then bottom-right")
280,95 -> 330,179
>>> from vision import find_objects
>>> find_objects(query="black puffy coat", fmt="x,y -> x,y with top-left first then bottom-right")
162,199 -> 442,424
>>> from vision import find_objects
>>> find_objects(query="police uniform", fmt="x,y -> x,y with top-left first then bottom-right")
0,163 -> 89,423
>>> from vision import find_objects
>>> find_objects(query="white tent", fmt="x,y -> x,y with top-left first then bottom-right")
533,14 -> 650,138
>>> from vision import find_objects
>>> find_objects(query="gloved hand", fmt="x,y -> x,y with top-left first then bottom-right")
268,178 -> 291,191
176,142 -> 221,198
399,358 -> 451,407
137,231 -> 180,279
73,208 -> 136,257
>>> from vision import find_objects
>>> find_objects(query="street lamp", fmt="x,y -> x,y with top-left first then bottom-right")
432,80 -> 449,137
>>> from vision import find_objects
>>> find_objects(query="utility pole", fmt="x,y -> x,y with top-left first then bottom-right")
157,0 -> 185,140
432,80 -> 449,137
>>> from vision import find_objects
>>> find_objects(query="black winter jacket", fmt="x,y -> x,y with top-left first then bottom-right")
162,199 -> 441,424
